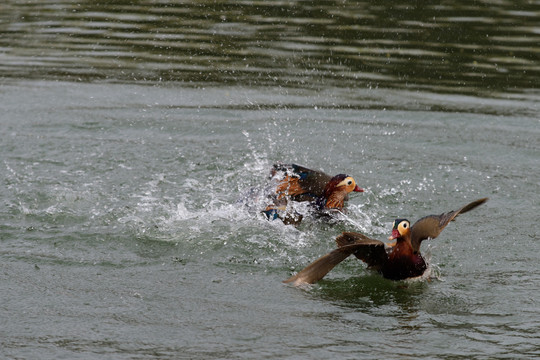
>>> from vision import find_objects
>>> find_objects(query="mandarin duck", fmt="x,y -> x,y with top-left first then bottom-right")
263,163 -> 363,224
284,198 -> 488,285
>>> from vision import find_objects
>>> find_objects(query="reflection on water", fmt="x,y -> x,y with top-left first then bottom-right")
1,0 -> 538,97
313,273 -> 428,310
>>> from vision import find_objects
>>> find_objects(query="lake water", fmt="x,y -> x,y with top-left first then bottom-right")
1,1 -> 539,359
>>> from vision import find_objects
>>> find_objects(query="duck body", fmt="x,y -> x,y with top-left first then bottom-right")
272,163 -> 332,202
284,198 -> 488,285
263,163 -> 363,223
335,227 -> 427,281
381,242 -> 427,280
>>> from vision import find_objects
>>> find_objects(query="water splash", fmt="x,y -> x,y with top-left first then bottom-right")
332,207 -> 386,235
242,130 -> 270,175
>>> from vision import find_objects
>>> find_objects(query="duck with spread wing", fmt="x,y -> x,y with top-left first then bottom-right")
284,198 -> 488,284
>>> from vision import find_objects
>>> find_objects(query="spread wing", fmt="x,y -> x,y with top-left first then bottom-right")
336,232 -> 388,269
283,232 -> 387,286
272,163 -> 332,199
411,197 -> 488,253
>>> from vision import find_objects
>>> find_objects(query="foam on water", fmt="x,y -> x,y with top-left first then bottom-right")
103,144 -> 393,272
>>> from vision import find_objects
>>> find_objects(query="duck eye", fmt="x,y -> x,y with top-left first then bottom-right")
402,222 -> 408,228
347,180 -> 352,185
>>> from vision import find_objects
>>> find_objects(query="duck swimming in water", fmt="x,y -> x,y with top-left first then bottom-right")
263,163 -> 363,224
284,198 -> 488,285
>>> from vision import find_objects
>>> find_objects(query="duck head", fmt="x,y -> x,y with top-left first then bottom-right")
389,218 -> 411,241
324,174 -> 363,197
323,174 -> 363,209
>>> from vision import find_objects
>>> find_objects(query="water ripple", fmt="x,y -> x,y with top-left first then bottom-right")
1,0 -> 538,97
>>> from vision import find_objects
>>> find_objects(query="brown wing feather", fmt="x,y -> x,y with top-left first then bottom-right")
336,231 -> 376,247
272,163 -> 332,198
275,175 -> 306,198
336,232 -> 388,269
411,197 -> 488,252
283,233 -> 387,286
283,248 -> 352,286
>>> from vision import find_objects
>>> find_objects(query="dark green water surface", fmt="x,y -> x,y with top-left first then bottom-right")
1,1 -> 539,359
